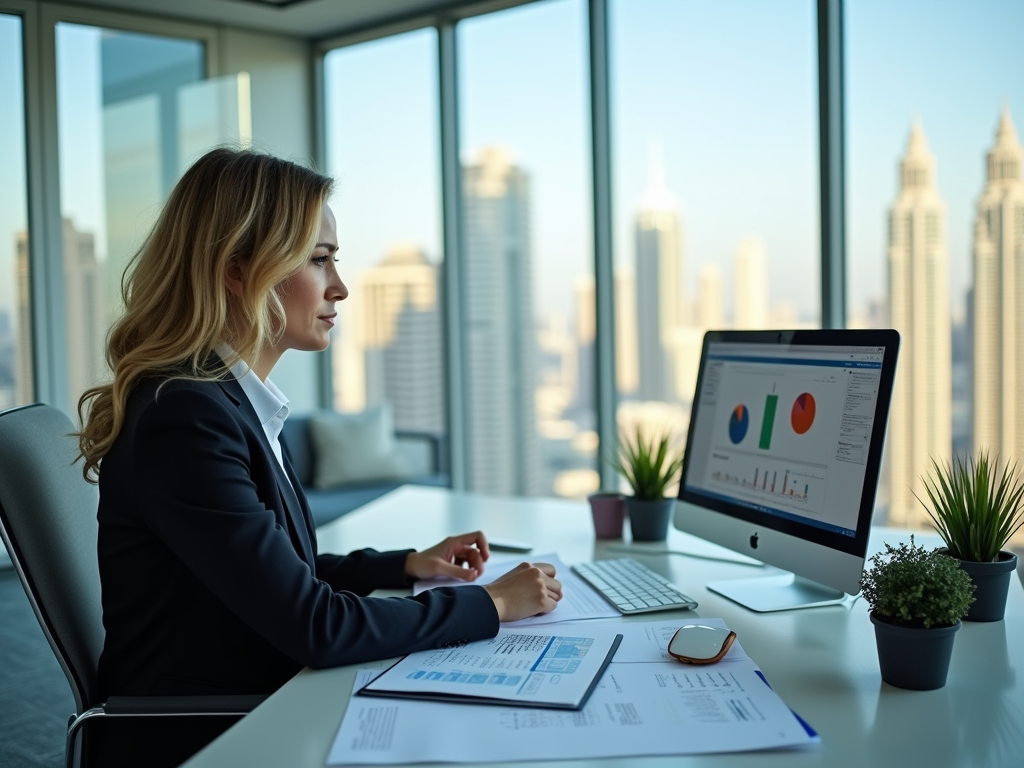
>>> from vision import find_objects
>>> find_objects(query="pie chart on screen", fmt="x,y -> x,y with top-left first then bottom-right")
728,405 -> 749,444
791,393 -> 816,434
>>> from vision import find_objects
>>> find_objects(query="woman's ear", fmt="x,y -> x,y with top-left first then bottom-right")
225,257 -> 245,298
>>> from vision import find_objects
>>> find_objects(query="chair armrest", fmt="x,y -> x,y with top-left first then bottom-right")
104,694 -> 268,716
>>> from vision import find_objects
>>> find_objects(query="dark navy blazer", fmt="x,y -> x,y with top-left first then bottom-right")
96,373 -> 498,700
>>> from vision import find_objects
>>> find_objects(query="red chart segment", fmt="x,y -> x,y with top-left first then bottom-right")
791,393 -> 816,435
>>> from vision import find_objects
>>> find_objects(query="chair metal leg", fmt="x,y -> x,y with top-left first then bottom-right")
66,707 -> 105,768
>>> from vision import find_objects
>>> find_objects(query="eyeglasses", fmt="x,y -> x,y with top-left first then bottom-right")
667,624 -> 737,665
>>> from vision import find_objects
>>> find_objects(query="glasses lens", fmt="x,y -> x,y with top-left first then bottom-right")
668,625 -> 735,662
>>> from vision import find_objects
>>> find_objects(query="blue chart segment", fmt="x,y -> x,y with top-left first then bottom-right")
728,405 -> 749,444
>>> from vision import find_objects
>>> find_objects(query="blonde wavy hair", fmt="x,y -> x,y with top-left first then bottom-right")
77,147 -> 334,482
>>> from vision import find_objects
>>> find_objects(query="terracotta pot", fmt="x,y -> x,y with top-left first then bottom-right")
587,492 -> 625,539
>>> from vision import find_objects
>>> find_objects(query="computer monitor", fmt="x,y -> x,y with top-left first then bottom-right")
674,329 -> 900,612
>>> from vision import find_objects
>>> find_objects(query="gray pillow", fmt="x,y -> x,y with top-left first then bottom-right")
308,405 -> 413,489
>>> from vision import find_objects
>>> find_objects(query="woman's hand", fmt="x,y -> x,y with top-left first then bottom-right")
483,562 -> 562,622
405,531 -> 491,582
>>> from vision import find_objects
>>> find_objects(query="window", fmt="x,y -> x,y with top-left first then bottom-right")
323,29 -> 447,447
0,13 -> 30,409
55,24 -> 206,404
846,0 -> 1024,541
459,0 -> 596,497
610,0 -> 819,472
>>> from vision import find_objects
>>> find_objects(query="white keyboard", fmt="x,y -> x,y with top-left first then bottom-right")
572,558 -> 698,614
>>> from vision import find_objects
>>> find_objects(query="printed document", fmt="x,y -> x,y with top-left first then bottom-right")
413,554 -> 620,626
358,627 -> 622,710
327,622 -> 817,764
597,617 -> 749,663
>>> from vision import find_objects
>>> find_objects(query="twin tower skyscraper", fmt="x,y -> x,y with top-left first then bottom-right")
887,107 -> 1024,529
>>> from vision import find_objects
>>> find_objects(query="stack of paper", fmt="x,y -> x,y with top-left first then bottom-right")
327,619 -> 818,764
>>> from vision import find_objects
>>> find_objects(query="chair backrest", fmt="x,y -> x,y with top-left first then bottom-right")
0,404 -> 103,714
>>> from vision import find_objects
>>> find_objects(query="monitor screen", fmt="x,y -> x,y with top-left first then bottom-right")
675,329 -> 899,611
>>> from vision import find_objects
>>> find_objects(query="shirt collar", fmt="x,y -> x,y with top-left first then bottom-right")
214,343 -> 290,433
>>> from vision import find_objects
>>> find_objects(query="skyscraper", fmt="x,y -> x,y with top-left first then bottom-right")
61,219 -> 106,402
573,270 -> 639,410
16,221 -> 105,406
733,238 -> 768,330
614,270 -> 639,397
358,244 -> 445,434
887,120 -> 952,527
462,147 -> 541,495
13,230 -> 33,406
972,107 -> 1024,462
634,140 -> 684,402
695,263 -> 724,330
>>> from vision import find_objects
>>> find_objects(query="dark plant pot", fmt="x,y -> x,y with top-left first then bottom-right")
587,492 -> 625,539
957,551 -> 1018,622
870,612 -> 960,690
625,497 -> 674,542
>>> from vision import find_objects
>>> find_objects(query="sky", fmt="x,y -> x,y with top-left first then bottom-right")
3,0 -> 1024,328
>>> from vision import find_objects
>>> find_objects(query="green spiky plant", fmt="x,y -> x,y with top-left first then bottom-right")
916,452 -> 1024,563
610,427 -> 684,500
859,537 -> 974,629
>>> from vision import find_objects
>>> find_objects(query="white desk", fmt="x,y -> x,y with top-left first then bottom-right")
184,486 -> 1024,768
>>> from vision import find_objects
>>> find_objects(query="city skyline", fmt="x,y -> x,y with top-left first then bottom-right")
3,2 -> 1023,515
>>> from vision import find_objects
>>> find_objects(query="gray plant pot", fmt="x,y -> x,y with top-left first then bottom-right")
625,497 -> 674,542
957,551 -> 1018,622
870,612 -> 960,690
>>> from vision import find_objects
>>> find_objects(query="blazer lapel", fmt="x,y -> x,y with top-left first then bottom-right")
281,441 -> 318,557
217,377 -> 316,567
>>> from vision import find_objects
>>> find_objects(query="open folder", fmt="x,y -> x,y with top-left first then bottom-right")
357,627 -> 622,711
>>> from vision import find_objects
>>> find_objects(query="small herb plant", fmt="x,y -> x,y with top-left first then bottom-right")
917,452 -> 1024,563
610,427 -> 684,501
859,537 -> 974,629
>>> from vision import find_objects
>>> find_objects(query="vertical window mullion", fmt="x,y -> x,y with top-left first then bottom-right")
818,0 -> 846,329
438,18 -> 469,490
589,0 -> 618,489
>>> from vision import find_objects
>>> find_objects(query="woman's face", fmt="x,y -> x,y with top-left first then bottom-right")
274,204 -> 347,356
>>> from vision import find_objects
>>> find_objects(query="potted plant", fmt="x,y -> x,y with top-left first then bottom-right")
859,537 -> 974,690
610,427 -> 684,542
917,452 -> 1024,621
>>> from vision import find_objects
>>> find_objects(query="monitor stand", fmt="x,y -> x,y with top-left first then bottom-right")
707,573 -> 849,612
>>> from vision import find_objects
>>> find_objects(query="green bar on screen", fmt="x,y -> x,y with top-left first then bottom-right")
759,394 -> 778,450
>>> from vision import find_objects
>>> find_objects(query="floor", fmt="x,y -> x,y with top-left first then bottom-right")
2,554 -> 1023,768
0,569 -> 73,768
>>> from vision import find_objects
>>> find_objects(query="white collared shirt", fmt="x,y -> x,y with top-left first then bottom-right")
215,344 -> 292,483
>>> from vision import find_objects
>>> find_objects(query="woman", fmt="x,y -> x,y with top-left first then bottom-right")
77,148 -> 561,766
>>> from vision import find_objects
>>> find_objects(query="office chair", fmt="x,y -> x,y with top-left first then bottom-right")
0,404 -> 265,768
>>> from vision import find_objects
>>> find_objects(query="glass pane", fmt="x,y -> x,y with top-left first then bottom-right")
846,0 -> 1024,544
0,14 -> 31,409
56,25 -> 206,404
323,30 -> 447,447
460,0 -> 595,498
610,0 -> 819,470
